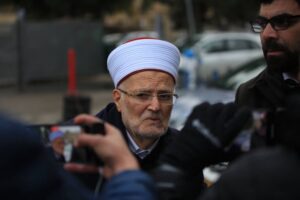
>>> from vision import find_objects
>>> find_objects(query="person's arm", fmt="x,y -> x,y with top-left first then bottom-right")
153,102 -> 252,199
99,170 -> 157,200
84,133 -> 157,200
64,114 -> 157,199
159,102 -> 252,173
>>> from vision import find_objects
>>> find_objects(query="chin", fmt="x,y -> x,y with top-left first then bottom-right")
266,58 -> 285,72
138,128 -> 166,139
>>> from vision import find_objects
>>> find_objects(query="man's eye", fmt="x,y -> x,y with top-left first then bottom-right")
158,93 -> 172,100
255,17 -> 268,25
273,17 -> 289,26
135,92 -> 151,99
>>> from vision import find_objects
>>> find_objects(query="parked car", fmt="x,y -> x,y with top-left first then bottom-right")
212,56 -> 266,91
184,32 -> 263,82
174,32 -> 202,51
170,85 -> 235,130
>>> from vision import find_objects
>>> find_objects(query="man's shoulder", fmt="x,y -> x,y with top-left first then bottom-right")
223,147 -> 300,186
235,69 -> 267,106
167,127 -> 180,135
208,147 -> 300,200
95,102 -> 126,132
159,127 -> 180,144
238,69 -> 267,91
95,102 -> 117,118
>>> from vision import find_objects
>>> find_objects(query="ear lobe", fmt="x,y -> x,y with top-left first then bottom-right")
113,89 -> 122,112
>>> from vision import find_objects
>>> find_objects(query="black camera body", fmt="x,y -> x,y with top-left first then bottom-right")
232,109 -> 280,152
29,122 -> 105,165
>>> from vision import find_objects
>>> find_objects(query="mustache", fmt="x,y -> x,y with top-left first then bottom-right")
142,113 -> 163,121
264,40 -> 285,51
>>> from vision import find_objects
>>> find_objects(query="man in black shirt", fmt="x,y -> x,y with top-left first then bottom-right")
236,0 -> 300,110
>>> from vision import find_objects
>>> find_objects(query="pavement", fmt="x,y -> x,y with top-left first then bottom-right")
0,74 -> 115,125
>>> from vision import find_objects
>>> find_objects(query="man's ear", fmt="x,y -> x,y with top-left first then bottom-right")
113,89 -> 122,112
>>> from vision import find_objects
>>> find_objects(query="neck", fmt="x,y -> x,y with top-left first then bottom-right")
134,137 -> 156,150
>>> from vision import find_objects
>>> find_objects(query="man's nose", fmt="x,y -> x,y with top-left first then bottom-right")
147,96 -> 161,111
261,23 -> 278,40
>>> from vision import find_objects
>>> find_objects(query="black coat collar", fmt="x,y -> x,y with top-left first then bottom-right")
95,102 -> 179,171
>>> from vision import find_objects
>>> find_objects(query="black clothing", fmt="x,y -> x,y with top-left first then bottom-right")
159,102 -> 251,173
66,102 -> 184,192
235,68 -> 286,110
95,102 -> 180,171
152,102 -> 250,199
235,68 -> 300,148
199,146 -> 300,200
236,67 -> 300,110
1,114 -> 156,200
1,114 -> 94,200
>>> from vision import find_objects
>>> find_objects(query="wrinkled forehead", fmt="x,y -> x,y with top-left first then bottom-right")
120,70 -> 175,90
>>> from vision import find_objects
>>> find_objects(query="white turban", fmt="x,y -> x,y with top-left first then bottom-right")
107,38 -> 180,87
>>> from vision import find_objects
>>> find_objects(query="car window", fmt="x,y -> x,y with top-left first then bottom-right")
227,39 -> 260,51
202,40 -> 227,53
247,40 -> 261,49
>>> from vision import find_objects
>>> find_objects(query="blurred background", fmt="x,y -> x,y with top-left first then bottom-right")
0,0 -> 264,130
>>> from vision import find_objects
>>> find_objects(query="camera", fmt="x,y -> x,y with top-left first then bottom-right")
29,122 -> 105,165
233,108 -> 283,152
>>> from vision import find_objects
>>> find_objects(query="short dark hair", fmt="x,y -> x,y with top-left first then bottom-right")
260,0 -> 300,5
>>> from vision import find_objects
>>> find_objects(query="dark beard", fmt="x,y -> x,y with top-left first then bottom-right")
263,40 -> 300,75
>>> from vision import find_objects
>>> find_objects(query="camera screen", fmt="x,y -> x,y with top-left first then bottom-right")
29,124 -> 102,164
29,124 -> 82,162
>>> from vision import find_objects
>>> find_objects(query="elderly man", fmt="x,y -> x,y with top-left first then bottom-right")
96,38 -> 181,171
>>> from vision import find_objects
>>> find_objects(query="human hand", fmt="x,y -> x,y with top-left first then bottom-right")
159,102 -> 251,172
184,102 -> 252,148
64,114 -> 139,179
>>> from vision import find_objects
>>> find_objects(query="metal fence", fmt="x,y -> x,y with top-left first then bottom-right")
0,19 -> 104,88
0,22 -> 17,85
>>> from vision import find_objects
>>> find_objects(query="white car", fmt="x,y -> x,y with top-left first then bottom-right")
226,65 -> 265,90
187,32 -> 263,82
170,86 -> 235,130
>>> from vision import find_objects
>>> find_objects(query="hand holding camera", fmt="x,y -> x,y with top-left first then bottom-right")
64,114 -> 139,179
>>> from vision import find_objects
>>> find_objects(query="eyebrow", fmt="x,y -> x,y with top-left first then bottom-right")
258,12 -> 294,18
132,89 -> 174,93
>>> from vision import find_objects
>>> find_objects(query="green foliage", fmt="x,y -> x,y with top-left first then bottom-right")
170,0 -> 260,31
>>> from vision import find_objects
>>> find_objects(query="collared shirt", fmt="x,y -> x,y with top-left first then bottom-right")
283,73 -> 300,89
126,131 -> 160,159
282,73 -> 300,83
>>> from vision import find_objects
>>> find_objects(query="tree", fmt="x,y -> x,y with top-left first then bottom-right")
165,0 -> 259,31
0,0 -> 260,30
0,0 -> 132,19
